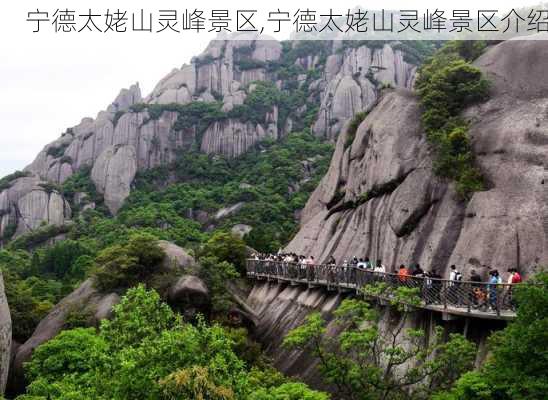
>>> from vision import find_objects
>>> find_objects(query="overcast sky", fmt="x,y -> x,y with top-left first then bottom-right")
0,0 -> 530,177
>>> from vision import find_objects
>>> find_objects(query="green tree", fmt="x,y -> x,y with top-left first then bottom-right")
198,256 -> 239,314
439,272 -> 548,400
284,287 -> 476,400
93,232 -> 165,291
201,232 -> 247,274
416,42 -> 489,199
248,383 -> 330,400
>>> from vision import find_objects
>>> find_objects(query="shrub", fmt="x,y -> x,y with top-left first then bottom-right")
344,111 -> 368,149
46,142 -> 69,158
0,170 -> 30,191
200,231 -> 247,274
416,42 -> 489,199
93,232 -> 165,291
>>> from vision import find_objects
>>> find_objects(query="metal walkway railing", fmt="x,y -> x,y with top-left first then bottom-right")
246,259 -> 519,320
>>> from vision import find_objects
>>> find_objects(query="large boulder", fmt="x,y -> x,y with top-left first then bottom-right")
0,176 -> 71,242
169,275 -> 209,304
158,241 -> 195,271
287,38 -> 548,280
11,279 -> 120,386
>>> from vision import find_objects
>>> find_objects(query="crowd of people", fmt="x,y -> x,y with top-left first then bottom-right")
250,252 -> 523,312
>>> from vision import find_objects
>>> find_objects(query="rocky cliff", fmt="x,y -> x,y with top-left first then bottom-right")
247,281 -> 497,390
1,37 -> 417,223
0,272 -> 11,394
286,39 -> 548,279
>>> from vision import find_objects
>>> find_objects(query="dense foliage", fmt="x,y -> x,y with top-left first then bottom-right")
416,41 -> 490,198
17,285 -> 328,400
436,272 -> 548,400
125,132 -> 333,253
284,285 -> 477,400
93,233 -> 166,292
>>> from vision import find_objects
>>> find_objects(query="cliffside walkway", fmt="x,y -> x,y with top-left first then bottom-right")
246,260 -> 518,321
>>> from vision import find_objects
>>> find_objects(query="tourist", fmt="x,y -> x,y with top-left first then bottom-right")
506,268 -> 522,309
448,265 -> 462,305
411,263 -> 425,289
469,270 -> 482,307
511,269 -> 522,284
374,260 -> 385,273
412,264 -> 424,277
428,269 -> 442,304
488,270 -> 501,311
398,264 -> 409,283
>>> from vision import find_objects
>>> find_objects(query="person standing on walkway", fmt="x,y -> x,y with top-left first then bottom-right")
448,265 -> 462,305
398,264 -> 410,284
488,270 -> 501,311
469,270 -> 482,308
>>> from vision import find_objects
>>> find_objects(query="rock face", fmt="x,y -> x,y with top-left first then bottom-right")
0,176 -> 71,242
158,240 -> 195,271
247,281 -> 499,390
169,275 -> 209,304
0,272 -> 11,395
91,145 -> 138,214
19,37 -> 417,216
312,44 -> 416,139
287,39 -> 548,280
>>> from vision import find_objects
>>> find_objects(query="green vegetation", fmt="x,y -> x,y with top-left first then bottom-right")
198,256 -> 239,314
45,143 -> 69,158
0,249 -> 72,342
0,171 -> 30,191
228,82 -> 282,125
17,285 -> 327,400
416,41 -> 490,199
93,233 -> 166,291
125,132 -> 333,253
344,111 -> 368,149
200,231 -> 247,274
436,272 -> 548,400
284,286 -> 476,400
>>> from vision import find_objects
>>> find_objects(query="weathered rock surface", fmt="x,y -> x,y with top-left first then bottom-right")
0,272 -> 11,395
19,37 -> 418,217
158,240 -> 195,271
91,145 -> 137,214
247,281 -> 499,390
0,176 -> 71,242
287,39 -> 548,280
169,275 -> 209,304
214,202 -> 246,220
312,44 -> 416,139
201,116 -> 278,158
11,279 -> 119,384
231,224 -> 253,238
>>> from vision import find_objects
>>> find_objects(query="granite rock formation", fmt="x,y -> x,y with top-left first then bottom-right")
0,176 -> 71,242
18,38 -> 416,216
0,272 -> 11,395
286,39 -> 548,280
